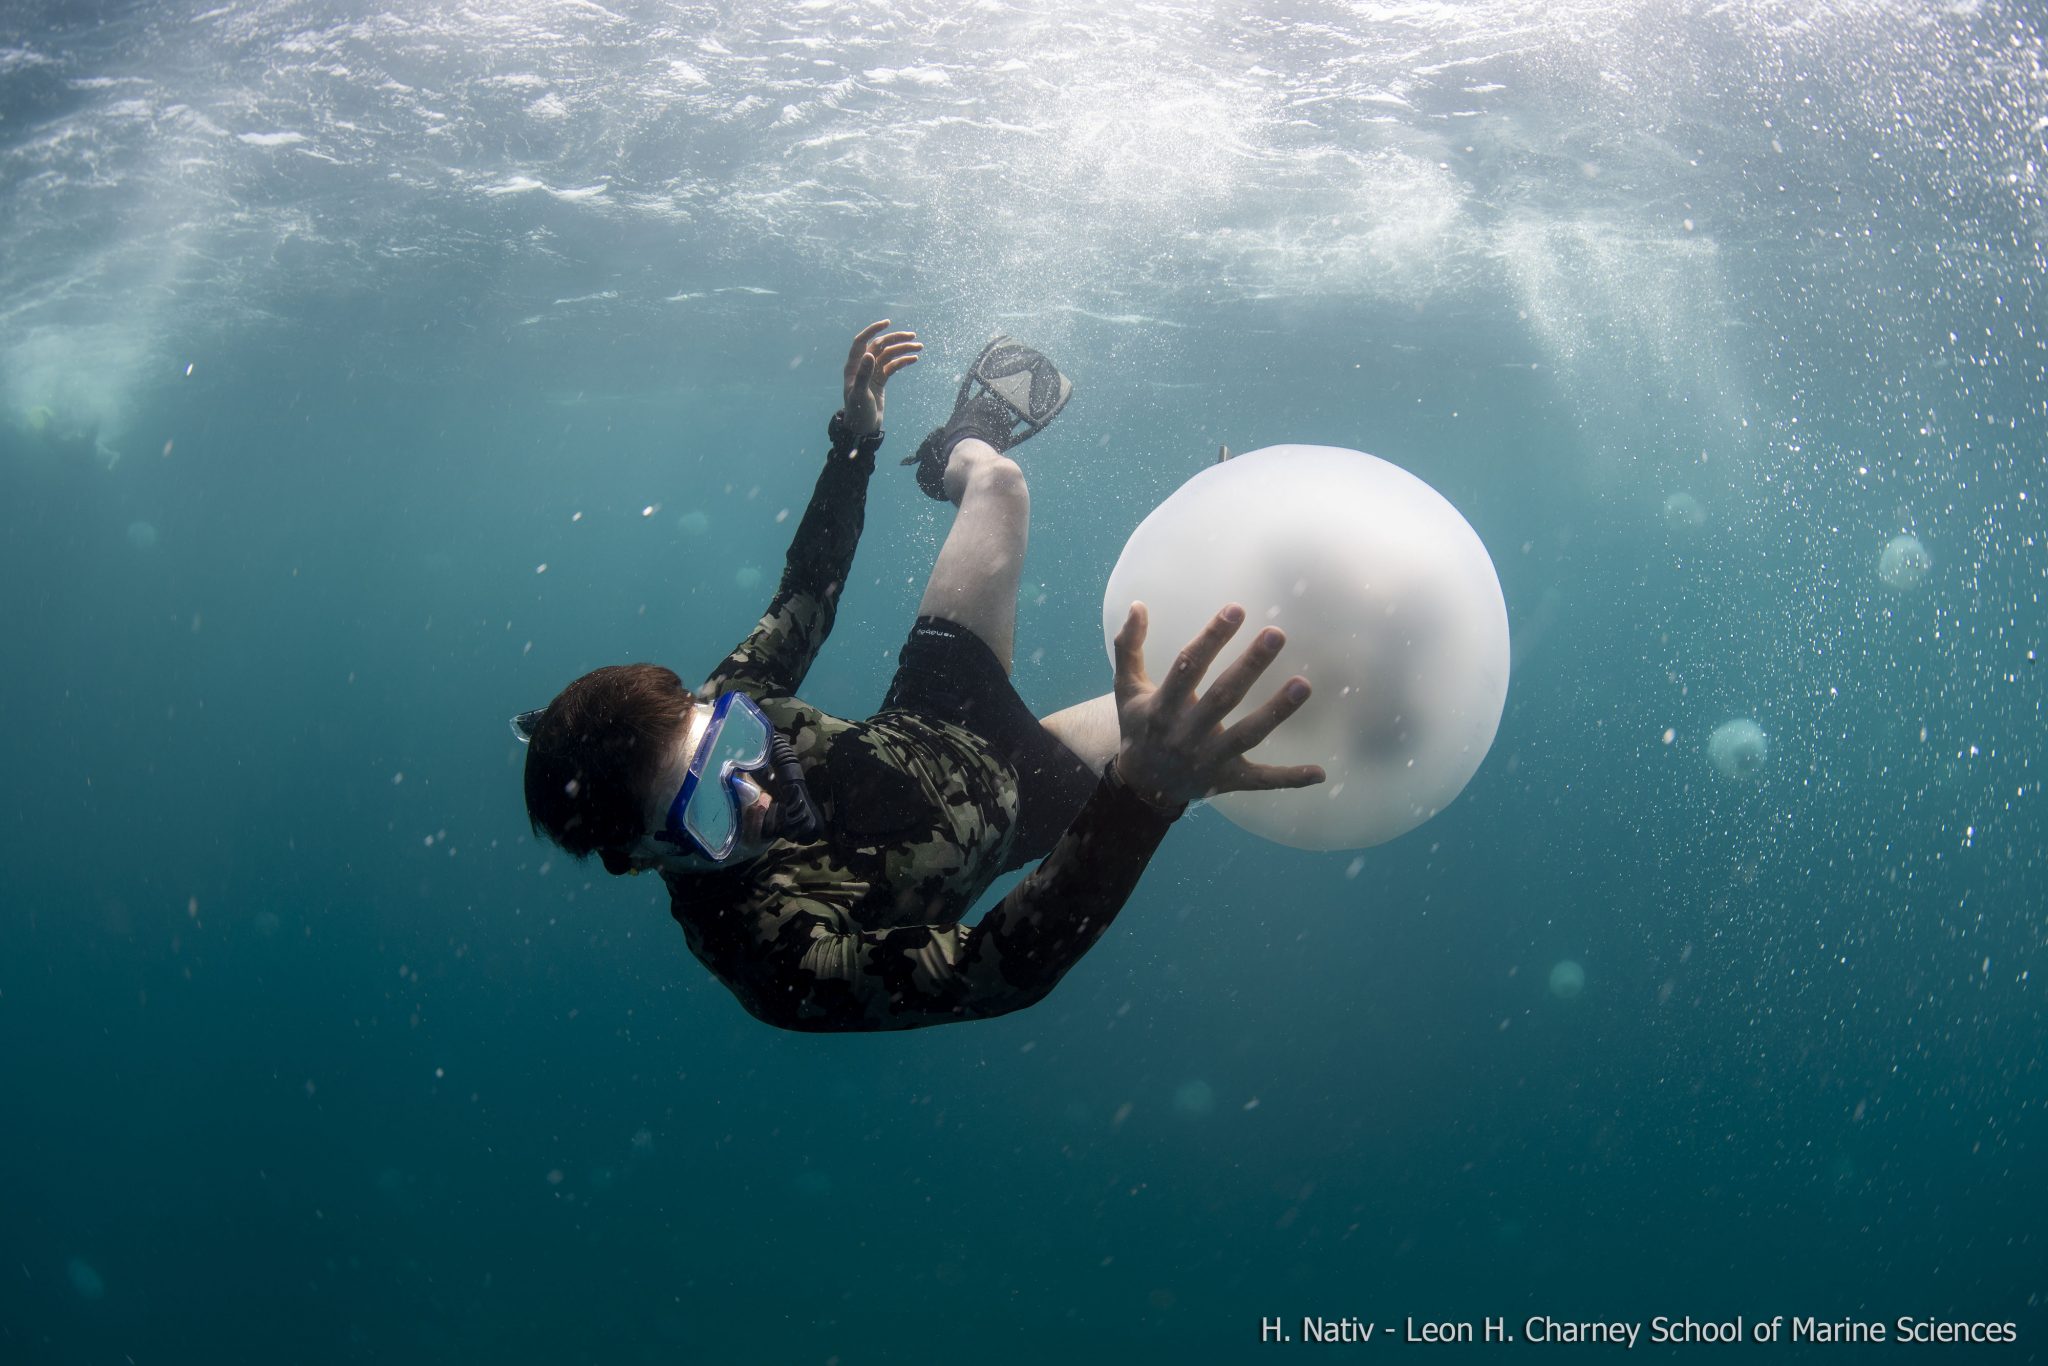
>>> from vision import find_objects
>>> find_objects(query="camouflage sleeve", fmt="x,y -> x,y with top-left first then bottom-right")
700,431 -> 878,698
737,775 -> 1182,1032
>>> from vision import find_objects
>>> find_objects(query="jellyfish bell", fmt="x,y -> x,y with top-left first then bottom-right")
1548,959 -> 1585,1000
1877,533 -> 1930,590
1172,1079 -> 1216,1117
1706,718 -> 1768,781
1102,444 -> 1510,850
1662,491 -> 1706,529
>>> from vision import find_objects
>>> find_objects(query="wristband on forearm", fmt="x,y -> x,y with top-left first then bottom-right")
1104,754 -> 1190,818
827,408 -> 885,459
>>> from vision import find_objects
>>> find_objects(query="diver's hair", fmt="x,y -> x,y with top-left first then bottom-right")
523,663 -> 694,874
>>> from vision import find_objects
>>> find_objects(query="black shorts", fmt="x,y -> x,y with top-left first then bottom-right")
881,615 -> 1100,870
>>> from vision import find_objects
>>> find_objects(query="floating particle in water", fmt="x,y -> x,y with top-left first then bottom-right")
1706,718 -> 1768,780
1662,492 -> 1706,529
126,520 -> 158,550
677,509 -> 710,535
67,1256 -> 105,1300
734,566 -> 762,589
1548,960 -> 1585,1000
1172,1079 -> 1216,1117
1877,533 -> 1930,590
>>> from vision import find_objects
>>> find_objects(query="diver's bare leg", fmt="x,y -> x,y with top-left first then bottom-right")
918,437 -> 1028,673
1039,693 -> 1118,774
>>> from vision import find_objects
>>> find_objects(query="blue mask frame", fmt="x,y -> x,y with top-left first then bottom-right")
657,692 -> 776,865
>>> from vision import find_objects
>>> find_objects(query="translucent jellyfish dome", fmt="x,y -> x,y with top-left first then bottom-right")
1662,491 -> 1706,529
1877,534 -> 1930,590
1706,718 -> 1768,781
1549,960 -> 1586,1000
1101,444 -> 1510,850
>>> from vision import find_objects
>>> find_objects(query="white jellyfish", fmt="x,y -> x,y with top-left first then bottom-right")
1548,960 -> 1585,1000
1877,534 -> 1929,590
733,565 -> 762,590
67,1257 -> 105,1300
677,509 -> 711,536
1102,445 -> 1510,850
126,520 -> 158,550
1706,718 -> 1768,781
1662,492 -> 1706,529
1172,1079 -> 1216,1117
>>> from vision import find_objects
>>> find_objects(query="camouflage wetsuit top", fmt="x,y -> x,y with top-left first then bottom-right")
662,431 -> 1182,1032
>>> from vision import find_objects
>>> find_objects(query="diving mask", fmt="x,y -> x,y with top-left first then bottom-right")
510,690 -> 822,870
658,692 -> 821,866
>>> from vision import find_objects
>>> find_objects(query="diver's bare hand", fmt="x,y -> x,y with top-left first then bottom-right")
1110,601 -> 1326,808
842,320 -> 921,436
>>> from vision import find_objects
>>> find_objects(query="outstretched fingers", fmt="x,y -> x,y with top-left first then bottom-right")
1156,604 -> 1246,713
845,320 -> 890,377
875,337 -> 922,382
1191,625 -> 1286,731
1218,674 -> 1312,756
1112,602 -> 1153,704
1211,675 -> 1323,793
1231,760 -> 1327,792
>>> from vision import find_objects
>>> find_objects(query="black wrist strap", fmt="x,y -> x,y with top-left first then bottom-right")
827,408 -> 884,459
1105,754 -> 1189,818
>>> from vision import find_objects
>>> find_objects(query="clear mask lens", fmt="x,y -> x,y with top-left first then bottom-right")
663,694 -> 775,863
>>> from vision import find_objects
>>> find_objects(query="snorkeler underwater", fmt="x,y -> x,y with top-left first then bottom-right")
1,1 -> 2040,1362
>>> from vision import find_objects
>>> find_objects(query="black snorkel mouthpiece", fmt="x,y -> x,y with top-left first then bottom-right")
760,732 -> 822,844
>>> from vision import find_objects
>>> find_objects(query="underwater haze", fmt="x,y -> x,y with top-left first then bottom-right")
2,1 -> 2044,1361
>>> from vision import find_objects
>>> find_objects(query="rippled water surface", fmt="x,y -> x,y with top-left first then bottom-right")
2,2 -> 2042,1361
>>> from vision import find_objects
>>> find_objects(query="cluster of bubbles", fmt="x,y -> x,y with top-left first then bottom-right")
1691,533 -> 1927,789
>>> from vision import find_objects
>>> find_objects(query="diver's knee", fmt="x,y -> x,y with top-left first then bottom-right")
966,453 -> 1027,500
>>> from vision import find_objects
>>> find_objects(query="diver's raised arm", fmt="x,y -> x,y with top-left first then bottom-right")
700,322 -> 919,699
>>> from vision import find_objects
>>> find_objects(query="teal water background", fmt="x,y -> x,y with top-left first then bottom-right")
1,2 -> 2042,1361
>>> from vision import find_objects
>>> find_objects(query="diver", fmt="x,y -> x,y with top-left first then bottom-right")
515,320 -> 1324,1031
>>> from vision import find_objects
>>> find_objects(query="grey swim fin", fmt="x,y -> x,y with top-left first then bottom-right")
906,335 -> 1072,500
